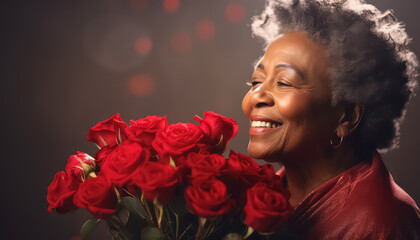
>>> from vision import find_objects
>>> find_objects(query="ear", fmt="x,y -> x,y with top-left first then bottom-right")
335,103 -> 364,138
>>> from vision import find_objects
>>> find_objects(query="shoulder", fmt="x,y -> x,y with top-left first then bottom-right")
327,154 -> 420,239
339,183 -> 420,239
344,154 -> 419,219
290,153 -> 420,239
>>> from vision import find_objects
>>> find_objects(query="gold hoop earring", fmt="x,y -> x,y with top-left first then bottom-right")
330,134 -> 343,148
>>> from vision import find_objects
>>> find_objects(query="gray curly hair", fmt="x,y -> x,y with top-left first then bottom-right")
252,0 -> 418,152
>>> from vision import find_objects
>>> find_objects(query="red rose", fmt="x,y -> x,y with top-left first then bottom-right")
73,175 -> 117,219
186,152 -> 227,178
87,113 -> 128,148
244,182 -> 292,233
130,161 -> 181,204
125,116 -> 168,148
194,111 -> 238,154
267,173 -> 290,197
47,171 -> 78,214
227,150 -> 259,171
226,150 -> 259,186
101,142 -> 150,186
184,177 -> 235,218
256,164 -> 277,183
94,145 -> 116,168
226,151 -> 277,188
152,123 -> 204,158
65,152 -> 95,190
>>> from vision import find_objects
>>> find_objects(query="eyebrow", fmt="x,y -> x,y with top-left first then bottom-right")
257,63 -> 305,79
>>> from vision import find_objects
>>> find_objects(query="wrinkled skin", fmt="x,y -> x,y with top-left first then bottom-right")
242,32 -> 338,163
242,32 -> 365,206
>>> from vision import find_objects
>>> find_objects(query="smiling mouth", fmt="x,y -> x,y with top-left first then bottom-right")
251,120 -> 283,128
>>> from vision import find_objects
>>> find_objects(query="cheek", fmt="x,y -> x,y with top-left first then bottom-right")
242,92 -> 252,117
275,93 -> 312,121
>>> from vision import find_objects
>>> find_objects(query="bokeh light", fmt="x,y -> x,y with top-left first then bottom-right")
128,74 -> 154,96
70,235 -> 82,240
134,36 -> 152,55
171,32 -> 192,53
130,0 -> 148,11
84,15 -> 149,72
163,0 -> 180,13
225,3 -> 245,23
195,19 -> 215,41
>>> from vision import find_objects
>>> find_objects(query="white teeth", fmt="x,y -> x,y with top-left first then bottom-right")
251,121 -> 281,128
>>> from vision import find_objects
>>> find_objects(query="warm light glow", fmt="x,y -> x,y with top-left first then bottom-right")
129,74 -> 154,96
130,0 -> 148,11
225,3 -> 245,23
70,235 -> 82,240
171,32 -> 192,53
134,36 -> 152,55
195,19 -> 215,41
163,0 -> 180,13
84,16 -> 150,71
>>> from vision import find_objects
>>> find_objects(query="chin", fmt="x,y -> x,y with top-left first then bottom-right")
247,142 -> 280,162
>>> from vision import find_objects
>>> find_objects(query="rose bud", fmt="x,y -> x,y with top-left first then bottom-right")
65,152 -> 95,190
130,161 -> 181,204
101,141 -> 150,186
47,171 -> 78,214
244,182 -> 292,234
194,111 -> 238,154
87,113 -> 128,148
152,123 -> 204,159
73,175 -> 118,219
125,115 -> 168,148
184,177 -> 235,218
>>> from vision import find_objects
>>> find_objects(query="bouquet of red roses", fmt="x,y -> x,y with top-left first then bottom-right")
47,112 -> 293,240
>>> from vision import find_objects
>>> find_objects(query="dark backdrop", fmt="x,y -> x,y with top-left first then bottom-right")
1,0 -> 419,239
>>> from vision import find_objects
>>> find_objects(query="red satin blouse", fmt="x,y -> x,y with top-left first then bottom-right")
277,152 -> 420,239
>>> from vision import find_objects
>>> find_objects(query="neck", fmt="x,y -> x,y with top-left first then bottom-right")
281,145 -> 361,207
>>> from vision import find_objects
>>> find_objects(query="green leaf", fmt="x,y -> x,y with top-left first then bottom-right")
100,136 -> 107,146
124,213 -> 147,239
169,156 -> 176,168
81,162 -> 95,174
140,227 -> 165,240
223,233 -> 244,240
118,128 -> 123,143
80,218 -> 100,240
121,196 -> 147,219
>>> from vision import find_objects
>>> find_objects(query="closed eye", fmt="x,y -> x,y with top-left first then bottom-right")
277,81 -> 292,87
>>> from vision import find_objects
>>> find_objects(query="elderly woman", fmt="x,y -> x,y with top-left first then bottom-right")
242,0 -> 420,239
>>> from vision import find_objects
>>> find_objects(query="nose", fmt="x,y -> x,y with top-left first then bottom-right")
249,83 -> 274,108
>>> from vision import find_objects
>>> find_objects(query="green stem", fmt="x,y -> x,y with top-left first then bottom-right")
174,212 -> 179,239
179,224 -> 192,240
164,206 -> 175,239
140,194 -> 155,226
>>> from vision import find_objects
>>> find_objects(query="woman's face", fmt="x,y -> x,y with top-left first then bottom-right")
242,32 -> 337,162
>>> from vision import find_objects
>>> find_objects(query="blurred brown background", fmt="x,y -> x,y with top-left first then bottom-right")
1,0 -> 419,239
